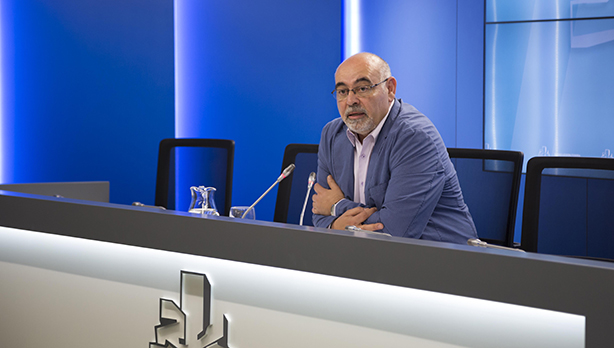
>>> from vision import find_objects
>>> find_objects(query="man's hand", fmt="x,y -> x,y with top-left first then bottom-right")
330,207 -> 384,231
312,175 -> 345,216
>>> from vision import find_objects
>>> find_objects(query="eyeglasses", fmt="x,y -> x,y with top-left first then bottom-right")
331,77 -> 390,101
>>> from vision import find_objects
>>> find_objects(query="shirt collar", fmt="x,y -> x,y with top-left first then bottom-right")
346,99 -> 395,147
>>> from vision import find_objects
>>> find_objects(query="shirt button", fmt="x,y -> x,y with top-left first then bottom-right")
361,182 -> 364,186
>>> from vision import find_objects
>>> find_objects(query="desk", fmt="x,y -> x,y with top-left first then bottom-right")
0,190 -> 612,347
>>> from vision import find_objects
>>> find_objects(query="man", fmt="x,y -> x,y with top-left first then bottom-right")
311,52 -> 477,244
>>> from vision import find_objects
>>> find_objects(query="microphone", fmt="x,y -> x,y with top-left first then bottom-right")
242,164 -> 295,218
277,163 -> 296,183
467,238 -> 525,252
299,172 -> 316,226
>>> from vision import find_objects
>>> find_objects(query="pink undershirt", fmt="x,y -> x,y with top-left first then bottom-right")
345,100 -> 394,204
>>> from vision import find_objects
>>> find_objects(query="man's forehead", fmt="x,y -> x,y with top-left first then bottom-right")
335,58 -> 378,83
335,68 -> 375,84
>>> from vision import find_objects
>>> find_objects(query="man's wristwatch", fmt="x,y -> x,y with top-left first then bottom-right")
330,199 -> 342,217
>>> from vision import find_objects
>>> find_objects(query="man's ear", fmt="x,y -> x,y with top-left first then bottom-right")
387,76 -> 397,100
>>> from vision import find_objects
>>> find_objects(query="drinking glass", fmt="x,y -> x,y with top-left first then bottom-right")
229,206 -> 255,219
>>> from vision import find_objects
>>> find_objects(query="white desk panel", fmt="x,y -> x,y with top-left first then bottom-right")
0,226 -> 583,348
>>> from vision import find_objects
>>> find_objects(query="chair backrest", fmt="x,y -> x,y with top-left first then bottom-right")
155,138 -> 234,216
274,144 -> 319,225
521,156 -> 614,258
447,148 -> 523,247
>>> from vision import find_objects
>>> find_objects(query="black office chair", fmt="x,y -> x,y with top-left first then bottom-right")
274,144 -> 319,225
521,156 -> 614,259
447,148 -> 523,247
155,138 -> 234,216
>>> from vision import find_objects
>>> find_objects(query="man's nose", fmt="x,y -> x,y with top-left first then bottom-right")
346,90 -> 360,105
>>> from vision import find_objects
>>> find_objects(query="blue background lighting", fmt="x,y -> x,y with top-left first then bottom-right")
174,0 -> 342,219
0,0 -> 490,223
1,0 -> 174,204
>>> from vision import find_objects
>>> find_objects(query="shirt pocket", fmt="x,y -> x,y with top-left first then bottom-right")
367,182 -> 388,209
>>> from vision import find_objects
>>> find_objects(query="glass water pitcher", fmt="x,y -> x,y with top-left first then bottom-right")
188,186 -> 219,216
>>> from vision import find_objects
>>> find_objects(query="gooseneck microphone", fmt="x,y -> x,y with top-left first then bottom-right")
467,238 -> 525,252
241,164 -> 295,218
299,172 -> 316,226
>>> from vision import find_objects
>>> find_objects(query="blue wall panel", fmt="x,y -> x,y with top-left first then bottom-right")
359,0 -> 459,146
357,0 -> 485,149
456,1 -> 484,149
175,0 -> 342,220
3,0 -> 174,204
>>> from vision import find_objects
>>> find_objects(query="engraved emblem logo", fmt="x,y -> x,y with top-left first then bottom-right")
150,271 -> 231,348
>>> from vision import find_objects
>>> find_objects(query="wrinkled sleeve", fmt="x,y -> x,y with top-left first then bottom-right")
312,125 -> 338,228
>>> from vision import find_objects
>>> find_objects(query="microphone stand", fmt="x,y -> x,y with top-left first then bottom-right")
299,172 -> 316,226
241,181 -> 278,218
242,164 -> 295,218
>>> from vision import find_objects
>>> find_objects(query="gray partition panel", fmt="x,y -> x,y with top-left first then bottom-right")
1,191 -> 613,346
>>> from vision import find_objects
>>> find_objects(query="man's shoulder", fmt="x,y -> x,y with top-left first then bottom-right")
387,100 -> 447,152
384,101 -> 434,139
395,101 -> 434,128
322,117 -> 345,135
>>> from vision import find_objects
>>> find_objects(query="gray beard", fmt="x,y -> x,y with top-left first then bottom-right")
344,116 -> 376,136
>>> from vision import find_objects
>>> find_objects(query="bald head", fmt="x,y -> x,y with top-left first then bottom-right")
336,52 -> 391,83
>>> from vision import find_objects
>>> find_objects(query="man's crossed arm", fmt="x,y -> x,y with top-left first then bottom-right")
311,175 -> 384,231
